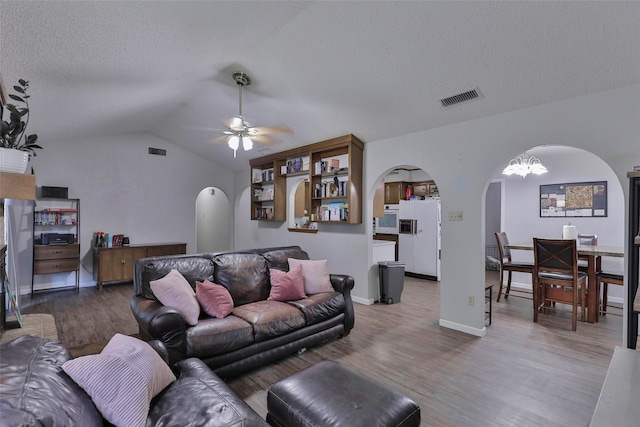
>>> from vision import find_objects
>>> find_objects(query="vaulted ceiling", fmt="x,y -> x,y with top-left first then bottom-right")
2,1 -> 639,171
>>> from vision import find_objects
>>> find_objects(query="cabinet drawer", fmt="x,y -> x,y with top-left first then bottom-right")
34,258 -> 79,274
34,244 -> 80,260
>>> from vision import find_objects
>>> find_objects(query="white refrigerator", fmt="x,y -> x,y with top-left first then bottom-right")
398,199 -> 441,280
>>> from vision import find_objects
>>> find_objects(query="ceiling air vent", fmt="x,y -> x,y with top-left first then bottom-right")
440,88 -> 483,109
148,147 -> 167,156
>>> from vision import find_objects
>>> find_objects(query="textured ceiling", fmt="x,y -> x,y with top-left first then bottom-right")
1,1 -> 639,171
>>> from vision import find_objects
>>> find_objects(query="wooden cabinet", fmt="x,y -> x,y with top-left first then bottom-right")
309,135 -> 364,224
33,244 -> 80,275
93,243 -> 186,289
412,180 -> 439,198
0,172 -> 36,200
250,134 -> 364,226
385,181 -> 408,204
627,171 -> 640,349
250,160 -> 286,221
1,173 -> 36,328
32,198 -> 80,294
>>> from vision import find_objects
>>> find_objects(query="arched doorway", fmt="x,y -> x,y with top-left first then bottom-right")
371,165 -> 441,301
195,186 -> 231,253
484,145 -> 625,338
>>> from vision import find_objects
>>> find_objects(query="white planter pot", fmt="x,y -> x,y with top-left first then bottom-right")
0,147 -> 29,174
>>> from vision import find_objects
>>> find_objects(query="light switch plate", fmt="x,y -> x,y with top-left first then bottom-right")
448,211 -> 463,221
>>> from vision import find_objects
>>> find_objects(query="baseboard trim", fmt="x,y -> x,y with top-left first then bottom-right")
353,296 -> 374,305
439,319 -> 486,337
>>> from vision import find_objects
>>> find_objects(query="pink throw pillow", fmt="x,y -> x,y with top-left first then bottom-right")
196,280 -> 234,318
150,269 -> 200,326
287,258 -> 334,294
62,334 -> 176,427
268,264 -> 307,301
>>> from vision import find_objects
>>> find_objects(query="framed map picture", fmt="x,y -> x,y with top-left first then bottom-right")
540,181 -> 607,218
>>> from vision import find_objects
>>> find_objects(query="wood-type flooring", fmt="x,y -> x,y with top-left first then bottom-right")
13,271 -> 623,427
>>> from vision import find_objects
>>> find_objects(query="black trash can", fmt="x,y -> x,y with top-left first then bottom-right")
378,261 -> 405,304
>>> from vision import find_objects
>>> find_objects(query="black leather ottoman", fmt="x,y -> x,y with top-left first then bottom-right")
266,360 -> 421,427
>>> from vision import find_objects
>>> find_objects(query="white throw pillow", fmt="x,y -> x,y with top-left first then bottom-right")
150,268 -> 200,325
287,258 -> 334,294
62,334 -> 176,427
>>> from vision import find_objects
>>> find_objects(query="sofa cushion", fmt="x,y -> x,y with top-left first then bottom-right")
137,256 -> 215,300
185,315 -> 255,358
288,258 -> 334,294
150,269 -> 200,326
287,292 -> 345,326
233,300 -> 307,342
0,335 -> 103,427
196,279 -> 234,318
262,246 -> 309,271
62,333 -> 176,427
269,264 -> 307,302
213,253 -> 270,306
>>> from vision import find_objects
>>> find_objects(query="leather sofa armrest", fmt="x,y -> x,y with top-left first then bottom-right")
130,296 -> 187,365
329,274 -> 354,293
147,339 -> 170,365
330,274 -> 355,336
146,358 -> 268,426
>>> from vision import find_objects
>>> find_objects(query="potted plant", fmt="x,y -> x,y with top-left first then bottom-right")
0,78 -> 42,173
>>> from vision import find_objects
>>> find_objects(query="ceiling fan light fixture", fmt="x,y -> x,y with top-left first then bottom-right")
229,116 -> 244,131
228,135 -> 239,158
242,136 -> 253,151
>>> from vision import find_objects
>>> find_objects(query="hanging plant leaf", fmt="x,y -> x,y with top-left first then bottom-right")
0,78 -> 42,157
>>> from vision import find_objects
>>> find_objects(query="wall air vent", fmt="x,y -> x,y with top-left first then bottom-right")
440,88 -> 483,109
148,147 -> 167,156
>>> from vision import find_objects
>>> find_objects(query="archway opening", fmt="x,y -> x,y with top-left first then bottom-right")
195,186 -> 231,253
483,145 -> 625,339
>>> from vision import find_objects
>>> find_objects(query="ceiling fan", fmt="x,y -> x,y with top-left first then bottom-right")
212,71 -> 293,158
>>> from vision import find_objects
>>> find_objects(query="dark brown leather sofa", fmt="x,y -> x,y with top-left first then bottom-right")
130,246 -> 355,379
0,335 -> 268,426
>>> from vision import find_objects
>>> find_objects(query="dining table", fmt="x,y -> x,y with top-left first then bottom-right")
505,241 -> 624,323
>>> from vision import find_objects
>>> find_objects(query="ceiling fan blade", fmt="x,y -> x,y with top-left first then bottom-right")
185,125 -> 227,132
209,135 -> 231,144
249,125 -> 293,136
250,134 -> 280,146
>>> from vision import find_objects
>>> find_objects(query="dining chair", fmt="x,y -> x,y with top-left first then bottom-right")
596,270 -> 624,316
495,232 -> 534,302
533,238 -> 588,331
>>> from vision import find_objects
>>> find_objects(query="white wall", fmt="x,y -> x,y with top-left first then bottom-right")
20,132 -> 235,293
234,84 -> 637,338
364,84 -> 639,338
14,84 -> 638,343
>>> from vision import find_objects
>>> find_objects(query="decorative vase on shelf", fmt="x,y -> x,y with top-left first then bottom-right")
0,147 -> 29,174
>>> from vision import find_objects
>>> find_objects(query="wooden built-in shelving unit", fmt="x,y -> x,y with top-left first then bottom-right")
249,134 -> 364,225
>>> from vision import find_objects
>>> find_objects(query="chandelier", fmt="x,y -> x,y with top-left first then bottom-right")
502,152 -> 548,177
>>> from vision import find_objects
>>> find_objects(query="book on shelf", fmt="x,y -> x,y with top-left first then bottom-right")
287,157 -> 305,173
44,208 -> 77,212
253,168 -> 275,183
314,160 -> 328,175
329,202 -> 341,221
253,188 -> 274,201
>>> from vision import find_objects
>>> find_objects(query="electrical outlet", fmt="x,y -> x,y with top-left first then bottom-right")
467,296 -> 475,306
448,211 -> 463,221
